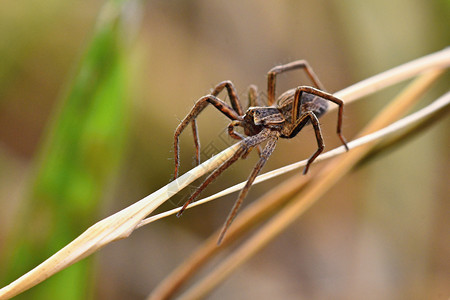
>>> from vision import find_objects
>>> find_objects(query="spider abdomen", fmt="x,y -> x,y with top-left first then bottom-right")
278,91 -> 328,119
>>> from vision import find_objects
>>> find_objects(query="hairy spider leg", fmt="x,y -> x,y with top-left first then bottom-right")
191,120 -> 200,165
174,95 -> 242,179
189,81 -> 244,168
217,133 -> 279,244
176,146 -> 246,217
210,80 -> 244,115
176,128 -> 275,219
267,60 -> 325,106
292,86 -> 349,151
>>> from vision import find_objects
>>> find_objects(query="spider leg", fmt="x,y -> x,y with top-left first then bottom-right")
210,80 -> 244,116
177,128 -> 273,217
227,120 -> 246,140
267,60 -> 325,106
287,111 -> 324,175
177,81 -> 244,178
293,86 -> 349,151
247,84 -> 261,107
217,133 -> 279,244
189,81 -> 243,169
174,95 -> 242,179
176,145 -> 246,217
191,120 -> 200,165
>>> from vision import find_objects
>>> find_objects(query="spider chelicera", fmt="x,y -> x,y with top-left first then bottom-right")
173,60 -> 349,243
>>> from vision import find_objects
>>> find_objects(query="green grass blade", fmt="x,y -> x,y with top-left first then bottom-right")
1,1 -> 136,299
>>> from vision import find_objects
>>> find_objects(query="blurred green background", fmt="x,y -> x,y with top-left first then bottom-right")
0,0 -> 448,299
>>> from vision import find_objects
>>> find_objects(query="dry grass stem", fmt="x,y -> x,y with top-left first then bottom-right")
1,49 -> 448,300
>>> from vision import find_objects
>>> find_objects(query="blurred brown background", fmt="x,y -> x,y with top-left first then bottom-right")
0,0 -> 448,299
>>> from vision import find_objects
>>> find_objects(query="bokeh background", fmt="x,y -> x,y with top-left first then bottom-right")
0,0 -> 448,299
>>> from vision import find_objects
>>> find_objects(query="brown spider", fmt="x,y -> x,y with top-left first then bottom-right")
173,60 -> 349,244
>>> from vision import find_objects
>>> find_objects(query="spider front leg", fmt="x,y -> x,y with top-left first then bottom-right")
191,120 -> 200,165
173,95 -> 242,179
189,81 -> 245,169
293,86 -> 349,151
218,132 -> 279,244
267,60 -> 325,106
210,80 -> 244,115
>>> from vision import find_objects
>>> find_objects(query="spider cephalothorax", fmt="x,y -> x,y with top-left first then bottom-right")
173,60 -> 349,243
240,107 -> 284,135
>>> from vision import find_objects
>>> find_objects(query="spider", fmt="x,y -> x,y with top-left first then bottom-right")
173,60 -> 349,244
